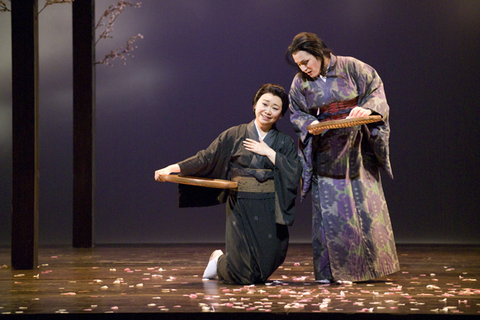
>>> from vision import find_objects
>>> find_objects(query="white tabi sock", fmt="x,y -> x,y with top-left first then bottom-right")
202,250 -> 223,279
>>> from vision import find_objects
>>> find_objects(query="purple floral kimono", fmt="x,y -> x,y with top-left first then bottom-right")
289,54 -> 400,281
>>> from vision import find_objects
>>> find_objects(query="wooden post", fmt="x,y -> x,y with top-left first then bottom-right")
11,0 -> 39,270
72,0 -> 96,248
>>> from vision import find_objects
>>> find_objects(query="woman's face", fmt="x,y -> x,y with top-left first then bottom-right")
254,93 -> 282,130
292,50 -> 321,78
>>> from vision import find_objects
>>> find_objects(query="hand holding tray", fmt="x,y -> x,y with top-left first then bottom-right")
306,115 -> 382,135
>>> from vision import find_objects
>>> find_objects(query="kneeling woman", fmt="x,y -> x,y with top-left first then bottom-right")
154,84 -> 302,285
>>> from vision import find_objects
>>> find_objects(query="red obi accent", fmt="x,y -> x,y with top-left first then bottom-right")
319,97 -> 359,122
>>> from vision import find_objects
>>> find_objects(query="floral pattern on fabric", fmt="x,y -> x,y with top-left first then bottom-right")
289,54 -> 399,282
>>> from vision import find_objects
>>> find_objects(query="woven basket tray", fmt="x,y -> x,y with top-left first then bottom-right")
306,115 -> 382,135
161,174 -> 238,189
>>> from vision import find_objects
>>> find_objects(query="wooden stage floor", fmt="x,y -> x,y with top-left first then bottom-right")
0,244 -> 479,319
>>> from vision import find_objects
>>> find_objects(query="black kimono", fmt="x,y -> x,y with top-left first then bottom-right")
177,120 -> 302,284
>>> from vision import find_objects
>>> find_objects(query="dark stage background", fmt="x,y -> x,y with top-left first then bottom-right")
0,0 -> 479,246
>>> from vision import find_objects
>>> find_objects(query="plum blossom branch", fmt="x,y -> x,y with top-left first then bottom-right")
95,33 -> 143,66
1,0 -> 143,66
95,1 -> 143,66
0,0 -> 10,12
38,0 -> 74,15
1,1 -> 75,15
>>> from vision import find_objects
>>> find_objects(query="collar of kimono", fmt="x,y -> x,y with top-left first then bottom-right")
254,119 -> 269,141
326,54 -> 336,74
248,120 -> 276,146
317,54 -> 335,82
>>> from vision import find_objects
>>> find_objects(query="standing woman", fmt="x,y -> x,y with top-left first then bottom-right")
155,84 -> 302,285
285,32 -> 399,283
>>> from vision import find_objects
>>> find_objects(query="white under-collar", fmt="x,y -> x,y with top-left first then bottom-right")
254,120 -> 269,141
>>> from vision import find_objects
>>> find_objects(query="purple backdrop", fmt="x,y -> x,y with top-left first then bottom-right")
0,0 -> 479,246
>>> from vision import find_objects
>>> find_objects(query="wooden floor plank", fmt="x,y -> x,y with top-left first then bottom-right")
0,244 -> 479,319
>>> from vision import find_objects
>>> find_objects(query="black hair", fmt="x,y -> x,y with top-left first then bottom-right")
252,83 -> 289,117
285,32 -> 333,80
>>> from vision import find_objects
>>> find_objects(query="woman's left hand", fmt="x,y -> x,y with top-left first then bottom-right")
243,138 -> 276,164
347,106 -> 372,118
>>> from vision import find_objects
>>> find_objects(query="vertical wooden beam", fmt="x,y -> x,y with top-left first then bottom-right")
11,0 -> 39,270
72,0 -> 96,248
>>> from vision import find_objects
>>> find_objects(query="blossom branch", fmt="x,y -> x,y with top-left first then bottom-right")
1,0 -> 73,15
95,1 -> 141,45
1,0 -> 144,66
95,33 -> 143,66
38,0 -> 74,15
0,0 -> 10,12
95,1 -> 143,66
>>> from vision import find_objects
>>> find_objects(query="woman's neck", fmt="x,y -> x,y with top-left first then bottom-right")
255,119 -> 271,139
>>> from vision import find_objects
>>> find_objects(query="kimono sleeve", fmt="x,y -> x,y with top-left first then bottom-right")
288,76 -> 318,144
288,77 -> 316,199
349,58 -> 393,178
272,133 -> 303,226
349,58 -> 389,117
176,127 -> 236,207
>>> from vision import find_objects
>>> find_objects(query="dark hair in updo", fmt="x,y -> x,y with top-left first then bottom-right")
285,32 -> 333,79
252,83 -> 289,117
